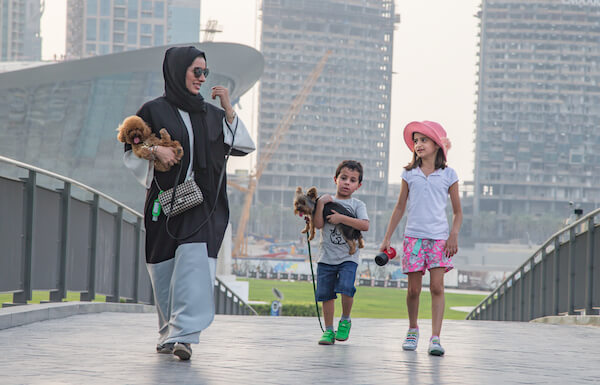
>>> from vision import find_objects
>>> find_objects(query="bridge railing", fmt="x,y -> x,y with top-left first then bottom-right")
0,156 -> 256,315
467,207 -> 599,321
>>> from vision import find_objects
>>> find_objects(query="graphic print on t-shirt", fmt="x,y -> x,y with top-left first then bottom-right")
329,226 -> 346,245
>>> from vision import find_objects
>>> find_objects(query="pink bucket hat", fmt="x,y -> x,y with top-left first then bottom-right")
403,120 -> 452,158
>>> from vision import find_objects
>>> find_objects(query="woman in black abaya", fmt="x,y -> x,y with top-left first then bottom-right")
123,46 -> 255,360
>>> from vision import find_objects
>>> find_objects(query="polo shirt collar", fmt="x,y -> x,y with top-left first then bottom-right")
417,167 -> 443,178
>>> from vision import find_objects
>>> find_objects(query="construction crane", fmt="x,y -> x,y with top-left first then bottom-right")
231,50 -> 332,258
201,19 -> 223,42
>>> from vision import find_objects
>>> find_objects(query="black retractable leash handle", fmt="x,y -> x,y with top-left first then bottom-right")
305,218 -> 325,333
164,118 -> 237,240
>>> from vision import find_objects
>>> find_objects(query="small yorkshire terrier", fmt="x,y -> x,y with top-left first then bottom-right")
293,186 -> 364,255
293,186 -> 319,241
117,115 -> 183,172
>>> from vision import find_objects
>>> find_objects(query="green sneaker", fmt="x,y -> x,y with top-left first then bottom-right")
335,320 -> 351,341
318,330 -> 336,345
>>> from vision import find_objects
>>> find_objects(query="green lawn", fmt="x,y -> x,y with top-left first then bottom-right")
240,278 -> 486,320
0,281 -> 486,320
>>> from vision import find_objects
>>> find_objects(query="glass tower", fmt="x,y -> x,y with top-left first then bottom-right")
258,0 -> 398,241
0,0 -> 42,61
66,0 -> 200,59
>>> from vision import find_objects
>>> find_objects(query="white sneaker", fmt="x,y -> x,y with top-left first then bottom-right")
428,336 -> 445,356
402,328 -> 419,351
173,342 -> 192,360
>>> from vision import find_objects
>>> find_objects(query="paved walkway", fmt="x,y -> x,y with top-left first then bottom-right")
1,309 -> 599,384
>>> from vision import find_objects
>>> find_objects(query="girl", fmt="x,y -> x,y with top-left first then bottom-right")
379,120 -> 462,356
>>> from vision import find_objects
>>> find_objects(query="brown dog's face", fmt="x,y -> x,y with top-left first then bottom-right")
117,116 -> 152,145
293,186 -> 317,217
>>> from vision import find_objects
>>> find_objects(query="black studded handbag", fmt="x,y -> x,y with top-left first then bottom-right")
158,176 -> 204,217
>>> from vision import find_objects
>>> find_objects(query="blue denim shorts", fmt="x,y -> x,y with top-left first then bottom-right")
316,261 -> 358,301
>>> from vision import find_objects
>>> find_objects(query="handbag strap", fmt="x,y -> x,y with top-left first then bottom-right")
166,159 -> 185,214
164,117 -> 238,241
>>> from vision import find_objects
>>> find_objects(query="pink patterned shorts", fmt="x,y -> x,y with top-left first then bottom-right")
402,236 -> 454,275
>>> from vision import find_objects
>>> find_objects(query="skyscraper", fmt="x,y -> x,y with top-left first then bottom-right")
473,0 -> 600,238
258,0 -> 397,240
0,0 -> 42,61
66,0 -> 201,59
168,0 -> 201,44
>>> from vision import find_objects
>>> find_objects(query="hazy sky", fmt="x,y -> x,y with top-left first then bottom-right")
40,0 -> 480,184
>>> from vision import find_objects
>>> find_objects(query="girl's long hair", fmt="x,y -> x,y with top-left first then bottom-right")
404,148 -> 447,170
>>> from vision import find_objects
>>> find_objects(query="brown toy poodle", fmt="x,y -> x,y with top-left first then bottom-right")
117,115 -> 183,172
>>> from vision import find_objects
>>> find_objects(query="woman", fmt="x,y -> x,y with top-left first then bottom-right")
123,46 -> 255,360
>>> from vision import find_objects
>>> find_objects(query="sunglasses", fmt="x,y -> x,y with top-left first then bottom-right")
193,67 -> 209,78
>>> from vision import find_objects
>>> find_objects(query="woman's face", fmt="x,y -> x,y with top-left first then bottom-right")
185,57 -> 207,95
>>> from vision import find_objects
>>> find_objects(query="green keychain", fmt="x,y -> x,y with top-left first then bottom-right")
151,191 -> 163,222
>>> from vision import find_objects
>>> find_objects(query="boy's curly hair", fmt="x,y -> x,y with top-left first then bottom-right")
335,160 -> 363,183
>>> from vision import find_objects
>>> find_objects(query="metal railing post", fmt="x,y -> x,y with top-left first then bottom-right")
13,170 -> 36,304
540,248 -> 547,317
132,217 -> 142,303
585,217 -> 594,315
528,260 -> 535,320
107,207 -> 123,302
502,285 -> 507,321
567,227 -> 576,315
511,277 -> 516,321
219,285 -> 226,314
81,194 -> 99,301
227,289 -> 234,314
553,237 -> 560,315
50,182 -> 71,302
520,268 -> 526,321
213,282 -> 219,313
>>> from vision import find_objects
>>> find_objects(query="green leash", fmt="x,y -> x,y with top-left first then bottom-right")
306,230 -> 325,333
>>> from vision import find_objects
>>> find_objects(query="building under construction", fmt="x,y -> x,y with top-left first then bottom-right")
257,0 -> 398,241
473,0 -> 600,238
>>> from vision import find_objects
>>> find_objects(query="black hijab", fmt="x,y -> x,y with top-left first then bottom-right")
163,46 -> 210,171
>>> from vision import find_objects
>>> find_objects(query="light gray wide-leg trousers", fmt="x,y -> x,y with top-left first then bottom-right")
146,242 -> 216,345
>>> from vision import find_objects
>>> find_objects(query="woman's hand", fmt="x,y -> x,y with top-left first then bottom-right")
154,146 -> 178,167
445,233 -> 458,257
211,86 -> 234,121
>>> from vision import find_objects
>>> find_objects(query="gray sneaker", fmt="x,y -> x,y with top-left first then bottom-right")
173,342 -> 192,361
402,328 -> 419,351
156,343 -> 174,354
428,336 -> 445,356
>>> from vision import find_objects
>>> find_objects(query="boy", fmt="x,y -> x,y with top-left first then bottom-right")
313,160 -> 369,345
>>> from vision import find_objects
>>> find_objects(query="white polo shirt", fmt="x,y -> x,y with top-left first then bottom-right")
402,166 -> 459,240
